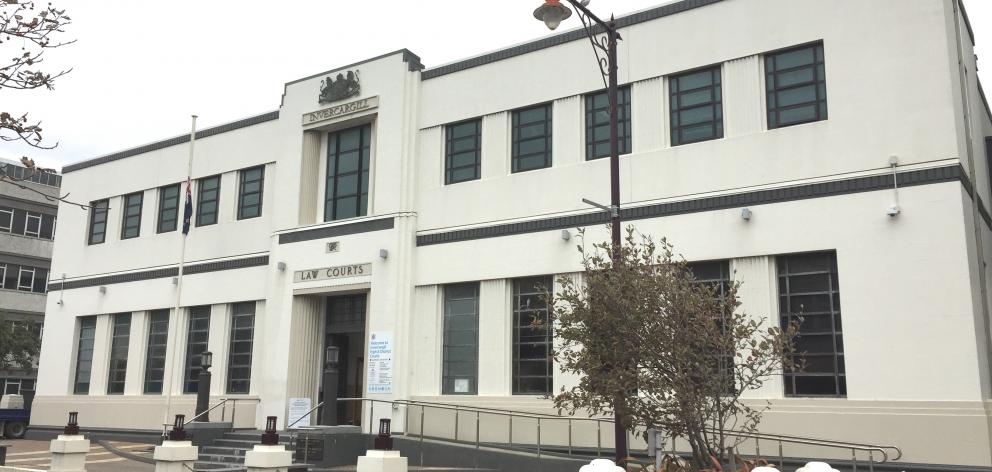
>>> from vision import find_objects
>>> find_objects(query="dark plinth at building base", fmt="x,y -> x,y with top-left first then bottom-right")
290,426 -> 365,468
183,421 -> 232,446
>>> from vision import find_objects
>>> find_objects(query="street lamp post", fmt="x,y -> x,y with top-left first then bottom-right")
194,351 -> 213,422
534,0 -> 628,464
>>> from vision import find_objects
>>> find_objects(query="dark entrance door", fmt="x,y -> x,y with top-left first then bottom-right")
323,293 -> 366,425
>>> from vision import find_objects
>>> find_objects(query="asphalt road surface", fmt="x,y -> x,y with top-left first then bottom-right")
1,439 -> 155,471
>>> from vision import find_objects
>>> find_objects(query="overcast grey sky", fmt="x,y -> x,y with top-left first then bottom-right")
1,0 -> 989,170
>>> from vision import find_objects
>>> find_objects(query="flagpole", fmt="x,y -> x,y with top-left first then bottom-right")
163,115 -> 197,435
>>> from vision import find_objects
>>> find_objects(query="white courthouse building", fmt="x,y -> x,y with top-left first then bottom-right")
32,0 -> 992,467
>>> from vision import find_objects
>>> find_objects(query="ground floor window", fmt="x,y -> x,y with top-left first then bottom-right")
106,313 -> 131,394
778,251 -> 846,397
183,306 -> 211,394
512,276 -> 554,395
442,283 -> 479,395
144,309 -> 170,394
73,317 -> 97,394
226,302 -> 255,394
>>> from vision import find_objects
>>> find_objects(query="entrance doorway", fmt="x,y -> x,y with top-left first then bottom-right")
323,293 -> 366,425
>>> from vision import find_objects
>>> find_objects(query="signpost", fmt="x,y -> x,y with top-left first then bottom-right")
367,331 -> 393,394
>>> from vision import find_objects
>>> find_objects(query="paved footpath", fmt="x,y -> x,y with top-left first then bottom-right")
2,439 -> 155,471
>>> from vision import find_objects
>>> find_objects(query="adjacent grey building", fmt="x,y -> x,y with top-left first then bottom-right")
0,157 -> 60,395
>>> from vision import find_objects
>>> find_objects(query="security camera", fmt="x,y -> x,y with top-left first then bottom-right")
886,205 -> 901,217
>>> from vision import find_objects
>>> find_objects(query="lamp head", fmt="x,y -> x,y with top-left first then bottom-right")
200,351 -> 213,370
325,345 -> 340,367
534,0 -> 572,30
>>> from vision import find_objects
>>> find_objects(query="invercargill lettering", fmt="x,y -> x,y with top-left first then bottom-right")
302,96 -> 379,126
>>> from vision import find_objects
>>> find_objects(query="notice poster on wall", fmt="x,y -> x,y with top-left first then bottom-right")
367,331 -> 393,394
288,397 -> 312,428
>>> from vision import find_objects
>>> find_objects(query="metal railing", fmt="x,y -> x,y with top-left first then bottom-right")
287,401 -> 324,430
160,397 -> 261,436
334,397 -> 901,471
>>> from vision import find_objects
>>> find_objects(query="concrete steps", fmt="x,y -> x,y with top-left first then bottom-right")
193,430 -> 303,472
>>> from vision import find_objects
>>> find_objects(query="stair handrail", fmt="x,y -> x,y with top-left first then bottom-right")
286,401 -> 324,429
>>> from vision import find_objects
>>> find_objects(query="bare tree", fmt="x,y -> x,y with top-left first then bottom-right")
550,227 -> 801,470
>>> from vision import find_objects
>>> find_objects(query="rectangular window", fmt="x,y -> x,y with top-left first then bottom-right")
445,119 -> 481,184
985,137 -> 992,198
73,317 -> 97,394
766,42 -> 827,129
196,175 -> 221,226
0,264 -> 5,288
688,260 -> 734,393
24,211 -> 41,238
88,199 -> 109,244
442,283 -> 479,395
237,166 -> 264,220
1,263 -> 13,289
31,267 -> 47,293
670,66 -> 724,146
183,306 -> 211,394
585,86 -> 632,159
0,207 -> 11,232
144,309 -> 170,394
512,104 -> 552,173
778,251 -> 845,397
324,125 -> 371,221
120,192 -> 143,239
157,184 -> 180,233
512,276 -> 554,395
226,302 -> 255,394
40,214 -> 55,240
17,266 -> 34,292
106,313 -> 131,395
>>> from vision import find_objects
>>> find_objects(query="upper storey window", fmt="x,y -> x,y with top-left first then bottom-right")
238,166 -> 264,220
670,66 -> 723,146
512,104 -> 552,173
445,119 -> 481,185
120,192 -> 143,239
585,86 -> 632,159
196,175 -> 221,226
88,199 -> 109,245
325,124 -> 371,221
157,184 -> 180,233
766,42 -> 827,129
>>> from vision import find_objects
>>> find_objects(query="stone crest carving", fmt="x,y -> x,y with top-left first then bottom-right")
319,70 -> 360,104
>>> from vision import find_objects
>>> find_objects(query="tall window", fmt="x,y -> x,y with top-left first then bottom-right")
512,104 -> 552,173
120,192 -> 143,239
227,302 -> 255,394
73,317 -> 97,394
0,208 -> 11,232
585,86 -> 632,159
196,175 -> 221,226
106,313 -> 131,394
88,199 -> 109,244
143,310 -> 170,394
24,212 -> 41,238
766,42 -> 827,129
778,251 -> 845,396
512,276 -> 554,395
183,306 -> 211,394
445,119 -> 481,184
325,125 -> 371,221
238,166 -> 264,220
442,283 -> 479,395
688,260 -> 734,393
670,66 -> 723,146
157,184 -> 180,233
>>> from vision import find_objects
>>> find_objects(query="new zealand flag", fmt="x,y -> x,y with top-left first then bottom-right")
182,178 -> 193,235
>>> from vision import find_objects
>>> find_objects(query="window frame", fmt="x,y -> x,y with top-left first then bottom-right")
0,207 -> 12,233
442,282 -> 480,395
669,65 -> 724,146
585,85 -> 632,160
16,266 -> 34,292
512,276 -> 554,395
324,125 -> 371,221
88,199 -> 109,245
444,119 -> 482,184
511,103 -> 553,173
106,313 -> 131,395
182,306 -> 211,394
73,317 -> 97,395
237,166 -> 265,220
765,41 -> 828,129
143,309 -> 170,394
157,184 -> 181,233
196,175 -> 221,227
226,302 -> 255,394
120,192 -> 143,239
23,211 -> 41,238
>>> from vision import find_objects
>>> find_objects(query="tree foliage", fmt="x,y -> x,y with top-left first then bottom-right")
549,227 -> 801,470
0,320 -> 40,371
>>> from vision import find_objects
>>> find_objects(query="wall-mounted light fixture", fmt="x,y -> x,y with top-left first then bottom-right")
561,229 -> 571,241
741,208 -> 753,222
277,261 -> 287,271
98,286 -> 107,294
172,277 -> 179,285
379,249 -> 389,260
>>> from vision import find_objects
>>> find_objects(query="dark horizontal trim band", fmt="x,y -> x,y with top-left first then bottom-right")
278,216 -> 395,244
47,255 -> 269,291
416,165 -> 965,246
62,111 -> 281,174
422,0 -> 723,80
0,194 -> 59,212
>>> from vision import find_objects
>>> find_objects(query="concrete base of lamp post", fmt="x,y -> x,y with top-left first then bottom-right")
356,450 -> 407,472
49,434 -> 89,472
244,444 -> 294,472
579,459 -> 624,472
153,440 -> 198,472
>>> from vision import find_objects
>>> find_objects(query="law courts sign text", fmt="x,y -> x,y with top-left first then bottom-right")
294,263 -> 371,283
302,96 -> 378,126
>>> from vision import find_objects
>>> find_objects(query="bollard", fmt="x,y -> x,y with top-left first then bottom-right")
244,416 -> 294,472
49,412 -> 89,472
796,462 -> 839,472
579,459 -> 625,472
356,450 -> 408,472
153,415 -> 198,472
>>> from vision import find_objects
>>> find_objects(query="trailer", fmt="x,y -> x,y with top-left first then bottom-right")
0,392 -> 33,439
